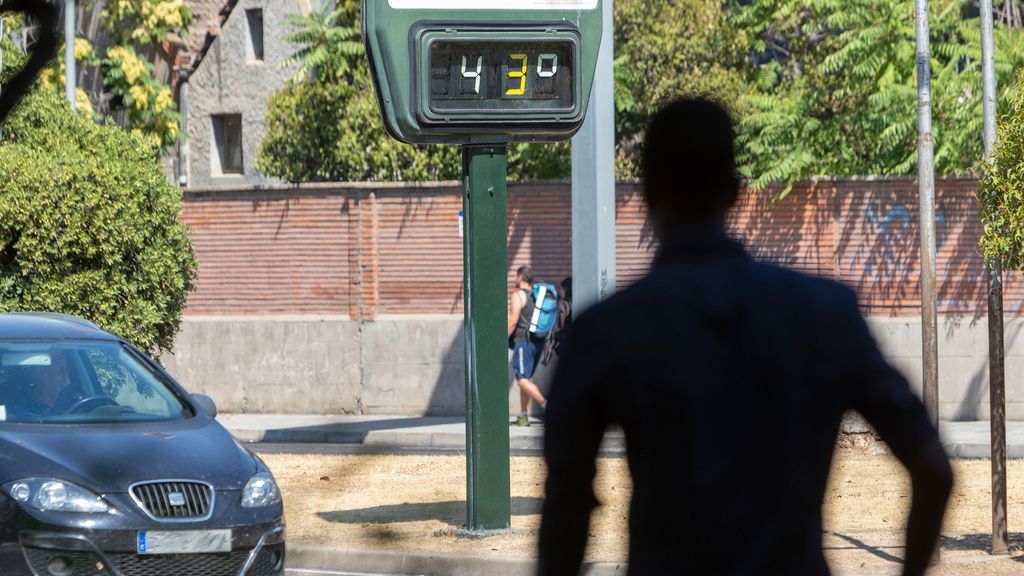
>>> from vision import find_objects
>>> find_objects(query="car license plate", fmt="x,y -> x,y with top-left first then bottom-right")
137,530 -> 231,554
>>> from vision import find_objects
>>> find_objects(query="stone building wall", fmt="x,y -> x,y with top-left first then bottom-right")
185,0 -> 317,187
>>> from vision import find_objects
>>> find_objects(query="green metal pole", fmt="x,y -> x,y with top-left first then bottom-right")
462,144 -> 511,532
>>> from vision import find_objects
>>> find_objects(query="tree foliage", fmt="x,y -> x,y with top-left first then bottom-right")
979,72 -> 1024,270
27,0 -> 190,151
259,1 -> 1024,186
0,88 -> 197,354
613,0 -> 746,176
102,0 -> 192,45
96,46 -> 180,146
733,0 -> 1024,194
256,2 -> 463,182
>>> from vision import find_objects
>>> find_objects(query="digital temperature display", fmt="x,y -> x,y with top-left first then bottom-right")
425,38 -> 577,116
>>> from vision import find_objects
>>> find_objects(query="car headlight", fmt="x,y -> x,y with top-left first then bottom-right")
3,479 -> 109,513
242,472 -> 281,508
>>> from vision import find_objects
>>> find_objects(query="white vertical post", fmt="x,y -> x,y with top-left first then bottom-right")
64,0 -> 75,111
178,74 -> 190,186
571,0 -> 615,315
915,0 -> 938,427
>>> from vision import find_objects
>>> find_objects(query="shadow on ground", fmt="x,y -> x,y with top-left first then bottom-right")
940,533 -> 1024,555
260,417 -> 464,443
826,531 -> 1024,561
827,532 -> 904,564
317,496 -> 544,527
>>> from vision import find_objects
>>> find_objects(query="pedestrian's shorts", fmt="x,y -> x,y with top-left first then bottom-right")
512,338 -> 541,380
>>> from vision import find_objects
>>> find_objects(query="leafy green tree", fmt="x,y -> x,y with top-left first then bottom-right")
30,1 -> 190,151
979,74 -> 1024,270
102,0 -> 191,45
733,0 -> 1024,194
613,0 -> 746,176
257,1 -> 463,182
280,4 -> 364,82
0,87 -> 197,354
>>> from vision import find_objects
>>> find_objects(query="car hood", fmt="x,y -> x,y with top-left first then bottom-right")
0,417 -> 257,492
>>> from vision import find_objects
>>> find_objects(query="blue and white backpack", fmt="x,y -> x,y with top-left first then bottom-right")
528,283 -> 560,337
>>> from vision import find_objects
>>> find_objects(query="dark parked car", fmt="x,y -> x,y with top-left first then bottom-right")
0,313 -> 285,576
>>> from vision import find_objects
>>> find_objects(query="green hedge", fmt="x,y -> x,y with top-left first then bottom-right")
0,89 -> 196,354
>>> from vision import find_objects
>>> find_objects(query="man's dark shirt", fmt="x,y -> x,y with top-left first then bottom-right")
538,233 -> 939,575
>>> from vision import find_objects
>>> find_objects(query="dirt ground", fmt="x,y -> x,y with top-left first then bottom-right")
263,443 -> 1024,575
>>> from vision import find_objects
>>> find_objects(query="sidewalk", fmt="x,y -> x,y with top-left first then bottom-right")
219,413 -> 1024,457
219,413 -> 623,452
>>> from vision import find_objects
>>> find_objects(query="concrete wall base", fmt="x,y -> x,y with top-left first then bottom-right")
162,315 -> 1024,420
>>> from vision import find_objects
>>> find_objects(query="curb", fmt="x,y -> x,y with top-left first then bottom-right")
944,442 -> 1024,459
286,544 -> 628,576
227,427 -> 627,454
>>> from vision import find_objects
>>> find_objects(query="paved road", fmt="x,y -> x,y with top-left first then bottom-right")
284,565 -> 411,569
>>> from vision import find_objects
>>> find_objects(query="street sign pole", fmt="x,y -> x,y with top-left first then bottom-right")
571,0 -> 615,314
363,0 -> 604,534
462,145 -> 511,531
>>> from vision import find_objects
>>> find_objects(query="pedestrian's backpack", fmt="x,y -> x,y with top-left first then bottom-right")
528,283 -> 560,337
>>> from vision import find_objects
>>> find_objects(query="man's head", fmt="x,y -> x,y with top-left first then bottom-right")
642,98 -> 740,237
516,266 -> 535,289
28,352 -> 70,408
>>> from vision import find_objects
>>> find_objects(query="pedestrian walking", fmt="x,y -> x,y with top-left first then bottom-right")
508,266 -> 550,426
538,98 -> 953,576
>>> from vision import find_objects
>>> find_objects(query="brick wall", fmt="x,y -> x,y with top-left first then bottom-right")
179,178 -> 1024,318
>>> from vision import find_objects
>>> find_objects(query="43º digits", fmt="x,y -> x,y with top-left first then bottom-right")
459,53 -> 559,96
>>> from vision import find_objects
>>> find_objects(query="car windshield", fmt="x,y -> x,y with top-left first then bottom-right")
0,340 -> 191,424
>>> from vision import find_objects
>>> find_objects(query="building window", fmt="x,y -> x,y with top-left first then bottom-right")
212,114 -> 243,175
246,9 -> 264,61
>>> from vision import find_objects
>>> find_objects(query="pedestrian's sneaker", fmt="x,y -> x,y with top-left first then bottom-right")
515,414 -> 530,427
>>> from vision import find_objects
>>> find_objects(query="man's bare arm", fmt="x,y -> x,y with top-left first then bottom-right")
509,291 -> 524,337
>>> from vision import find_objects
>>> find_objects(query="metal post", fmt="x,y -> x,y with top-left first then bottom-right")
64,0 -> 75,111
461,144 -> 511,532
915,0 -> 939,428
571,0 -> 615,315
980,0 -> 1009,556
178,72 -> 190,186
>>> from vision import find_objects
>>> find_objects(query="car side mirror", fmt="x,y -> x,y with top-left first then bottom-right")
191,394 -> 218,419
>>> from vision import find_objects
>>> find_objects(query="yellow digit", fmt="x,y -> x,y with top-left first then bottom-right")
506,54 -> 527,96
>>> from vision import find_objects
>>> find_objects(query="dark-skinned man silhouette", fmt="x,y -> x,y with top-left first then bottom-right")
538,98 -> 953,576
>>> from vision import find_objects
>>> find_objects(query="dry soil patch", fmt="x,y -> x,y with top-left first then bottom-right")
264,447 -> 1024,575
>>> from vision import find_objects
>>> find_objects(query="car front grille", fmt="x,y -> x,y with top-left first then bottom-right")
21,546 -> 284,576
130,481 -> 213,521
109,551 -> 247,576
110,545 -> 284,576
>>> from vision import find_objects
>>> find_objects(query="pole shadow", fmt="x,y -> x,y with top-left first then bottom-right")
317,496 -> 545,527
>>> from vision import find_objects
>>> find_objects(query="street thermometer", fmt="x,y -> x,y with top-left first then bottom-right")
364,0 -> 604,531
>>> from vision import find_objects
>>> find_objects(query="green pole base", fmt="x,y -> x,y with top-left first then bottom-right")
462,144 -> 512,531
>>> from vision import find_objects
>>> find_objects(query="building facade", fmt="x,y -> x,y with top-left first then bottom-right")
181,0 -> 318,187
